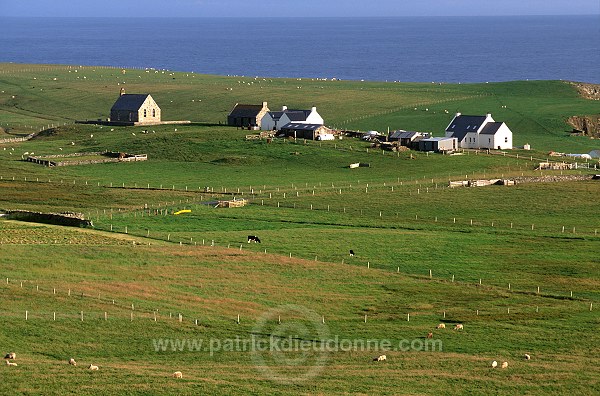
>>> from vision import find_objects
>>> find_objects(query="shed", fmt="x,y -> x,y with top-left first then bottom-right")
418,137 -> 458,152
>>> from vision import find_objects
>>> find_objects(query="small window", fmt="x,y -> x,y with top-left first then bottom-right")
505,137 -> 508,143
152,109 -> 156,117
143,109 -> 147,118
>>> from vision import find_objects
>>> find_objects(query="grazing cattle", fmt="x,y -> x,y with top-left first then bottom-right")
436,323 -> 446,329
4,352 -> 16,359
501,361 -> 509,369
491,360 -> 498,368
69,358 -> 77,366
173,371 -> 183,378
427,332 -> 433,339
373,355 -> 387,362
524,354 -> 531,360
454,324 -> 464,330
88,364 -> 99,371
247,235 -> 261,243
6,361 -> 17,367
349,250 -> 355,257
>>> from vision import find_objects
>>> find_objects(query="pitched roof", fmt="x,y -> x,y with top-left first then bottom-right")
268,111 -> 285,121
480,122 -> 504,135
390,130 -> 422,140
111,94 -> 151,111
446,115 -> 487,141
281,123 -> 323,131
285,110 -> 312,122
229,104 -> 263,118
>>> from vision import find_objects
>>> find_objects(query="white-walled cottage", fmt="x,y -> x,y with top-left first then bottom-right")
445,113 -> 513,150
261,106 -> 324,131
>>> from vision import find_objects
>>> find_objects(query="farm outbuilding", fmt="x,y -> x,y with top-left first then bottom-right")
418,137 -> 458,152
279,123 -> 334,140
110,90 -> 161,124
227,102 -> 270,129
388,130 -> 430,147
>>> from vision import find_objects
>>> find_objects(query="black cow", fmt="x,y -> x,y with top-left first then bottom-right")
349,250 -> 355,257
248,235 -> 261,243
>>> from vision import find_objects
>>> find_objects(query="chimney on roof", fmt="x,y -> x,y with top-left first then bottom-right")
486,113 -> 492,118
455,112 -> 461,117
311,106 -> 317,112
119,87 -> 125,96
262,101 -> 268,108
282,105 -> 288,111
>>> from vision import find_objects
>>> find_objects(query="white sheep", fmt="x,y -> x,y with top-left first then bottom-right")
373,355 -> 387,362
454,324 -> 464,330
524,354 -> 531,360
173,371 -> 183,378
436,323 -> 446,329
491,360 -> 498,368
6,361 -> 17,367
88,364 -> 99,371
501,361 -> 509,369
4,352 -> 16,359
69,358 -> 77,366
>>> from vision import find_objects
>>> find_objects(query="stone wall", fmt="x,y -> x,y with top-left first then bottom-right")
3,210 -> 92,227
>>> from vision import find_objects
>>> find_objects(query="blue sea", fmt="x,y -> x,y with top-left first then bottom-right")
1,16 -> 598,83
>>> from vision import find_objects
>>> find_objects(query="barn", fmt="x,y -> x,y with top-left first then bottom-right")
110,90 -> 161,124
227,102 -> 270,129
279,123 -> 334,140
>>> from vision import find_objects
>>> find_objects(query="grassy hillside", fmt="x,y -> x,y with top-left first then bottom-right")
0,64 -> 599,395
1,63 -> 599,152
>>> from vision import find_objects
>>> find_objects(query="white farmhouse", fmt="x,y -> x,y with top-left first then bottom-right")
261,106 -> 324,131
445,113 -> 513,150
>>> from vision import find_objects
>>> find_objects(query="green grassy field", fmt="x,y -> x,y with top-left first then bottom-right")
1,63 -> 599,395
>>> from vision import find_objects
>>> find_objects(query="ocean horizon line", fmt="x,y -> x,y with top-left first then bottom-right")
0,14 -> 598,19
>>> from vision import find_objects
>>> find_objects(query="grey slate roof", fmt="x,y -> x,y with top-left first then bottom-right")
446,115 -> 487,141
480,122 -> 503,135
111,94 -> 150,111
285,110 -> 311,122
268,111 -> 285,121
390,130 -> 421,140
281,123 -> 323,131
229,104 -> 263,118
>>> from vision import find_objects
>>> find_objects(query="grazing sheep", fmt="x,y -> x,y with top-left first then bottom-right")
501,361 -> 509,369
373,355 -> 387,362
6,361 -> 17,367
69,358 -> 77,366
88,364 -> 99,371
524,354 -> 531,360
173,371 -> 183,378
491,360 -> 498,368
454,324 -> 464,330
427,332 -> 433,339
4,353 -> 16,359
436,323 -> 446,329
